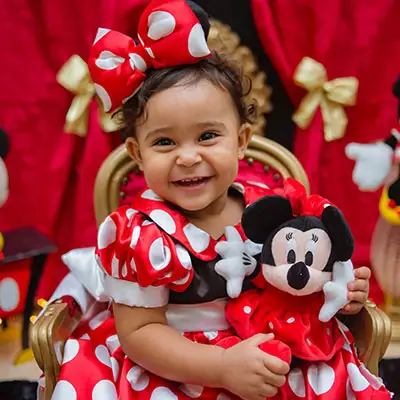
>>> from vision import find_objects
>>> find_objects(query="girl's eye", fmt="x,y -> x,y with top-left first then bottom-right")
199,131 -> 217,142
154,138 -> 174,146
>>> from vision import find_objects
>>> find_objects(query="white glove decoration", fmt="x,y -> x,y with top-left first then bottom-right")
215,226 -> 257,298
345,142 -> 393,191
319,259 -> 354,322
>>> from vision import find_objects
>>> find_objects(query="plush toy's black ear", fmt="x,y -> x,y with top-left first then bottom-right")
321,206 -> 354,261
242,196 -> 293,243
0,129 -> 9,159
186,1 -> 210,39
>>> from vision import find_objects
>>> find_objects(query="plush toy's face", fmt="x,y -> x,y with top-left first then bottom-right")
263,224 -> 333,296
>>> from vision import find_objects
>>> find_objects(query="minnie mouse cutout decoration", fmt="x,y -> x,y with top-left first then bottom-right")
216,179 -> 355,362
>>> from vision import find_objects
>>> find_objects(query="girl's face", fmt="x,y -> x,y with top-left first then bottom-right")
126,79 -> 252,214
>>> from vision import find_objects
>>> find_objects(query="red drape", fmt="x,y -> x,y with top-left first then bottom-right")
0,0 -> 149,299
251,0 -> 400,304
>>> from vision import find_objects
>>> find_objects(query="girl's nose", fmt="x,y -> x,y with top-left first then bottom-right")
176,148 -> 202,167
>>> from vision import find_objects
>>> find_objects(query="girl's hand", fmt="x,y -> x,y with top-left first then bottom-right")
339,266 -> 371,315
219,333 -> 289,400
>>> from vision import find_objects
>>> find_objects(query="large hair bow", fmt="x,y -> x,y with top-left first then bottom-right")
88,0 -> 211,113
274,178 -> 332,218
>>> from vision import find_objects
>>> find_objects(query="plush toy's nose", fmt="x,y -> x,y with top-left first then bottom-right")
287,262 -> 310,290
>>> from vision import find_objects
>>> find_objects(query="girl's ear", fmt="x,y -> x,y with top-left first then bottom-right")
237,123 -> 252,160
125,137 -> 143,170
242,196 -> 293,243
321,206 -> 354,261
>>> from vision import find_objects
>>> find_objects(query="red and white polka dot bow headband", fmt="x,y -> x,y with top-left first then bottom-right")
88,0 -> 212,113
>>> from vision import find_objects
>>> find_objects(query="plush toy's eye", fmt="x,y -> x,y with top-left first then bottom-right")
287,249 -> 296,264
305,251 -> 314,266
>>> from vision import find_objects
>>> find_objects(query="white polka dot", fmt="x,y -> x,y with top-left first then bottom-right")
150,209 -> 176,234
93,28 -> 110,44
217,394 -> 233,400
106,334 -> 120,354
127,366 -> 150,391
95,50 -> 125,71
343,341 -> 353,353
0,278 -> 19,312
306,338 -> 312,346
80,333 -> 90,340
111,255 -> 119,277
347,363 -> 369,392
121,262 -> 128,277
142,220 -> 154,226
231,182 -> 245,194
307,363 -> 335,395
246,181 -> 270,189
94,83 -> 112,112
89,310 -> 111,331
359,363 -> 383,389
111,357 -> 120,381
129,53 -> 147,72
188,23 -> 211,58
145,47 -> 155,58
288,368 -> 306,397
147,11 -> 176,40
268,321 -> 274,330
130,226 -> 141,249
150,387 -> 178,399
180,383 -> 203,398
138,34 -> 144,46
126,208 -> 137,227
62,339 -> 79,364
95,345 -> 112,368
176,244 -> 192,270
53,380 -> 77,400
131,257 -> 137,272
92,380 -> 117,400
346,378 -> 356,400
287,317 -> 295,323
141,189 -> 163,201
98,216 -> 117,249
149,237 -> 171,270
203,331 -> 218,341
244,306 -> 252,314
183,223 -> 210,253
173,271 -> 191,285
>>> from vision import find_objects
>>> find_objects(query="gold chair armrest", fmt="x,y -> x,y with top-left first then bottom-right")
30,301 -> 81,400
343,301 -> 392,376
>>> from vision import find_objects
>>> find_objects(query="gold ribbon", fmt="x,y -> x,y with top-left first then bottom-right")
57,55 -> 119,136
292,57 -> 358,142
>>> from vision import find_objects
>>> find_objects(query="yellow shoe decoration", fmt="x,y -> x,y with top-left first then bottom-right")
379,187 -> 400,225
14,348 -> 35,365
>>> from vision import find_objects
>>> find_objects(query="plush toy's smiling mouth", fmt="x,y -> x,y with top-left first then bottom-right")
287,261 -> 310,290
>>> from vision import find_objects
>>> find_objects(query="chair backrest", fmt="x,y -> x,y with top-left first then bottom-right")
93,136 -> 310,225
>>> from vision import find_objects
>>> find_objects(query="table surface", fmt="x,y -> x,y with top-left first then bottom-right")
0,227 -> 56,265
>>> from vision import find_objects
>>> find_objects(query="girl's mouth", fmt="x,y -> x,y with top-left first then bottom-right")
173,177 -> 211,187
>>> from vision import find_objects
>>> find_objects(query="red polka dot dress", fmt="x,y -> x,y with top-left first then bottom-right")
50,182 -> 269,400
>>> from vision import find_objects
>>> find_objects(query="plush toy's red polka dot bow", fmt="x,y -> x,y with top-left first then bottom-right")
88,0 -> 211,113
274,178 -> 333,218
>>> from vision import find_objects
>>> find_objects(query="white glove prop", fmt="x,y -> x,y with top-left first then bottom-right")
345,142 -> 393,191
319,259 -> 355,322
215,226 -> 257,298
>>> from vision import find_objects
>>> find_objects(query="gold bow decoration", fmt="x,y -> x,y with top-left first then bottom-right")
57,55 -> 119,136
292,57 -> 359,142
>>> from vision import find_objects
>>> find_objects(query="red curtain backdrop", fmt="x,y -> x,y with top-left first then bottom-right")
0,0 -> 150,299
251,0 -> 400,303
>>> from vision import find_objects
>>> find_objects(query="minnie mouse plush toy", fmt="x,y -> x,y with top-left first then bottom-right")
216,179 -> 390,399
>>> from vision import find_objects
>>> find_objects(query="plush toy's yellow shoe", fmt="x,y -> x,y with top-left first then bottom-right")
379,187 -> 400,225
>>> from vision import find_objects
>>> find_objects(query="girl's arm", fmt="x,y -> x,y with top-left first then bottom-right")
113,303 -> 289,399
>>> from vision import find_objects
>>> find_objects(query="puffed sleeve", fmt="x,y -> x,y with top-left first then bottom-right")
95,206 -> 194,308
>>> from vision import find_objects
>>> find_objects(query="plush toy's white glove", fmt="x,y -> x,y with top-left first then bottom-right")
319,259 -> 354,322
215,226 -> 258,298
345,142 -> 393,191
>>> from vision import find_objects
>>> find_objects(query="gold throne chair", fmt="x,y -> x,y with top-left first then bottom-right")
31,20 -> 391,400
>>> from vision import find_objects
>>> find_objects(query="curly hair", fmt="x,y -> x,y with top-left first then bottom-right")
116,52 -> 256,140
